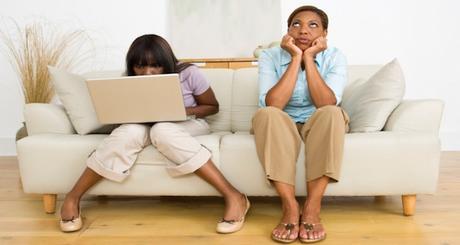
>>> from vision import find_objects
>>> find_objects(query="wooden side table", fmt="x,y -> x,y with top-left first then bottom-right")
180,58 -> 258,69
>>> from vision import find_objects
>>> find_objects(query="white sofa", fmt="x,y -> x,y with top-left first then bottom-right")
16,66 -> 444,216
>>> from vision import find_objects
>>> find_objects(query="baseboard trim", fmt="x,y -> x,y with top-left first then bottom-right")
0,137 -> 16,156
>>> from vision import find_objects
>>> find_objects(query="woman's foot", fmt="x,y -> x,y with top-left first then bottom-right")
216,192 -> 250,233
59,194 -> 82,232
272,201 -> 300,243
299,203 -> 326,242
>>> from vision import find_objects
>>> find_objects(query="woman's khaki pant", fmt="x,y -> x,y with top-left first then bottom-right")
251,105 -> 349,186
86,119 -> 211,182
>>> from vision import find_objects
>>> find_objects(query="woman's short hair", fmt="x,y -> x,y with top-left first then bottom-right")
125,34 -> 190,76
287,5 -> 328,30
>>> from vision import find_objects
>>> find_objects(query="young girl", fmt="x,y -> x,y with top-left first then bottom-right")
59,34 -> 250,234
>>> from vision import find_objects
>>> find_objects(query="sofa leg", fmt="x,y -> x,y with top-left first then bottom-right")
43,194 -> 57,214
401,194 -> 416,216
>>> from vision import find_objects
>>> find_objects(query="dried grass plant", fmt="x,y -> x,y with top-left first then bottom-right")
0,20 -> 90,103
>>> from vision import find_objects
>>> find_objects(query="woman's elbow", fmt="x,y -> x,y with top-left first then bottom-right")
265,96 -> 286,110
315,98 -> 337,108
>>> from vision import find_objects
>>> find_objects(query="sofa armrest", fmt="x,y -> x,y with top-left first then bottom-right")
383,99 -> 444,133
24,103 -> 76,135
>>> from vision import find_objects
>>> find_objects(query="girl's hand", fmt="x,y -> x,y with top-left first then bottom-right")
185,107 -> 194,116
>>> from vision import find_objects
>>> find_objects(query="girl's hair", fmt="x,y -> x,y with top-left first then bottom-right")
125,34 -> 192,76
287,5 -> 328,30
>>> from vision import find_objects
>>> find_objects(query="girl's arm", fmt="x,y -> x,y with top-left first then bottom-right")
186,88 -> 219,118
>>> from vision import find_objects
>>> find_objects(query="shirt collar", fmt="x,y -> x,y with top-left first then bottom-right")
280,48 -> 323,67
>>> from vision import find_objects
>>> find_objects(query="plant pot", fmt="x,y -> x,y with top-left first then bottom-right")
15,122 -> 28,141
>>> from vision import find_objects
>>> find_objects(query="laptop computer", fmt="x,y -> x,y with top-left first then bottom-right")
86,74 -> 187,124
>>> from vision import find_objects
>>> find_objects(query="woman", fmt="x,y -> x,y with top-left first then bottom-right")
252,6 -> 349,243
59,34 -> 250,234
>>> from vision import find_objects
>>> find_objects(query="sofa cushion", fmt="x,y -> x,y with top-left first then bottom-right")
342,65 -> 380,106
340,59 -> 405,132
16,133 -> 221,194
201,69 -> 234,132
231,68 -> 259,132
24,103 -> 76,135
219,131 -> 440,196
48,67 -> 118,135
230,66 -> 390,133
384,99 -> 444,133
346,65 -> 382,88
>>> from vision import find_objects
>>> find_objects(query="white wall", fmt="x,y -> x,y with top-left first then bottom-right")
1,0 -> 459,155
0,0 -> 168,155
169,0 -> 281,58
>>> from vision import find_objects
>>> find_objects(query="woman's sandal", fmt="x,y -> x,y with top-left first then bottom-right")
271,223 -> 298,243
299,222 -> 327,243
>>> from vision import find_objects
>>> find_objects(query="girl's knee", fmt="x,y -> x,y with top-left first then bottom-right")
150,122 -> 177,143
117,124 -> 149,145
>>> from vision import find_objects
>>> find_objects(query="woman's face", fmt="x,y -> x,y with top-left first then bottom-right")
288,11 -> 327,51
133,65 -> 164,75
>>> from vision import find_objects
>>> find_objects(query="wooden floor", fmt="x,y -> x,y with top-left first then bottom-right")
1,152 -> 459,245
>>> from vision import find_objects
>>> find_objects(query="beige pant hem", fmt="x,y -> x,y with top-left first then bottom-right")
266,175 -> 295,187
87,153 -> 128,182
307,173 -> 340,183
166,147 -> 211,177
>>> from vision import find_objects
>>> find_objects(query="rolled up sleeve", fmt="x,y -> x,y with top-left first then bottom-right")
258,51 -> 279,107
323,51 -> 348,105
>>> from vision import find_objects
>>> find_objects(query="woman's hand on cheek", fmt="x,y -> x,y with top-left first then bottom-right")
281,34 -> 302,58
303,36 -> 327,60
